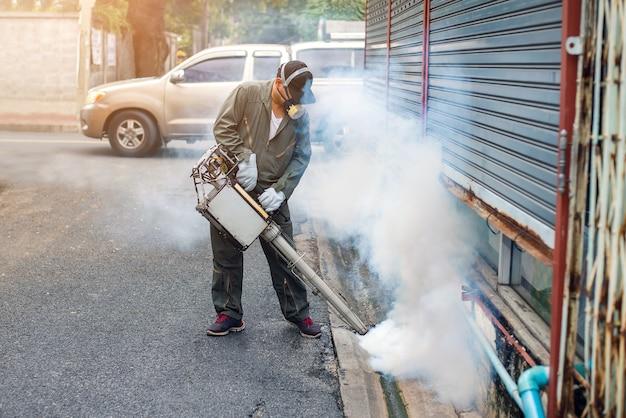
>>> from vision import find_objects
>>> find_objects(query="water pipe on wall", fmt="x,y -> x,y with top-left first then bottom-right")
465,314 -> 523,409
518,366 -> 550,418
465,313 -> 550,417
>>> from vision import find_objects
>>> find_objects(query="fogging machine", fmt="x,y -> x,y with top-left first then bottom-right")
191,144 -> 368,335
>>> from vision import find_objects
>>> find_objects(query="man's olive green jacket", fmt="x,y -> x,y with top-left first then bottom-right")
213,80 -> 311,199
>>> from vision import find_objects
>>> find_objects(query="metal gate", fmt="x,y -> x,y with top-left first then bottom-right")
364,0 -> 389,99
366,0 -> 564,248
365,0 -> 425,118
388,0 -> 424,118
427,0 -> 563,248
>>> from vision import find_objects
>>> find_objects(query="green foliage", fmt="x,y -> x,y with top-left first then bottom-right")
93,0 -> 129,33
225,0 -> 364,44
231,0 -> 317,44
305,0 -> 365,20
165,0 -> 232,53
164,0 -> 199,52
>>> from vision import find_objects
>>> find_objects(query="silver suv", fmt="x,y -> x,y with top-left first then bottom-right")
80,41 -> 364,157
80,44 -> 289,157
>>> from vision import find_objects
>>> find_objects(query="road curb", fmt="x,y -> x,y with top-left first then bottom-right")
328,318 -> 389,418
300,219 -> 388,418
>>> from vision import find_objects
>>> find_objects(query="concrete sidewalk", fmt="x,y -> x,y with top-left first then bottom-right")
0,113 -> 79,132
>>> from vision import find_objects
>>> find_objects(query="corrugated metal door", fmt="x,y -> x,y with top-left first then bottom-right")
364,0 -> 389,98
426,0 -> 562,247
387,0 -> 424,118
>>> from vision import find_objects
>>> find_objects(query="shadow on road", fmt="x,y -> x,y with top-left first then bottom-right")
70,145 -> 207,160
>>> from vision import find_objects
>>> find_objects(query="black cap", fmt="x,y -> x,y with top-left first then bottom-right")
280,60 -> 316,105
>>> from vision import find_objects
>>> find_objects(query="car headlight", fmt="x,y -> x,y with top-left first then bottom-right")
85,91 -> 106,104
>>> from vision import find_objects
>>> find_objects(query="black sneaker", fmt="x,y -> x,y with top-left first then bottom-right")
207,313 -> 245,336
294,317 -> 321,339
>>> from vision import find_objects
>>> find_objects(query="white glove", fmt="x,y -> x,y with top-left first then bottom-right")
236,154 -> 257,191
258,187 -> 285,212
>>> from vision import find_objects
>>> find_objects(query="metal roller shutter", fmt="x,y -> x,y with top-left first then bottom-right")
388,0 -> 424,117
365,0 -> 389,98
427,0 -> 562,247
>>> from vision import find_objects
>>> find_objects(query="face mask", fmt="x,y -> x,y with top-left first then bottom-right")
279,64 -> 311,120
283,98 -> 306,119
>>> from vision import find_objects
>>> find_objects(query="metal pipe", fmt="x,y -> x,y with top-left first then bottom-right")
462,289 -> 537,366
421,0 -> 431,136
363,0 -> 369,69
385,0 -> 392,110
518,366 -> 550,418
585,1 -> 605,393
465,313 -> 523,410
548,1 -> 582,415
601,3 -> 621,412
610,3 -> 626,416
261,223 -> 369,335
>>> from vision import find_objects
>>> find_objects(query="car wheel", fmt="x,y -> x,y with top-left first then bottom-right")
107,110 -> 161,157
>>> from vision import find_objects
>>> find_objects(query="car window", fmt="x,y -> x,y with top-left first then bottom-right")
253,55 -> 282,80
184,56 -> 246,83
294,48 -> 364,78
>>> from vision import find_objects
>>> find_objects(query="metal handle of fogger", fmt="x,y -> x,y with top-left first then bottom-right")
250,186 -> 368,335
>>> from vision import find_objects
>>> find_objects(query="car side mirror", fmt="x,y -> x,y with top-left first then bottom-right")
170,69 -> 185,84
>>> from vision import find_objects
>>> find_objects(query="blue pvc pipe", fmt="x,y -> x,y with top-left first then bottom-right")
466,315 -> 523,409
518,366 -> 549,418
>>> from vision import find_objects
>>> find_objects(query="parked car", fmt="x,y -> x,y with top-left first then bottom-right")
80,41 -> 364,157
290,41 -> 364,149
80,44 -> 289,157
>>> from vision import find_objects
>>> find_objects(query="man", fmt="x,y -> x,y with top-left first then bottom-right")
206,60 -> 321,339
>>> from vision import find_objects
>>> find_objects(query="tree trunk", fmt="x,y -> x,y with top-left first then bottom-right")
127,0 -> 169,77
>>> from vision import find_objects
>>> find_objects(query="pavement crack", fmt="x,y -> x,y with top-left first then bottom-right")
249,400 -> 269,418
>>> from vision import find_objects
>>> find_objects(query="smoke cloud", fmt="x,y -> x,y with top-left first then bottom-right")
2,77 -> 487,406
297,86 -> 485,407
1,141 -> 209,251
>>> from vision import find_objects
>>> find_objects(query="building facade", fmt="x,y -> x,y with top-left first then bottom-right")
363,0 -> 624,416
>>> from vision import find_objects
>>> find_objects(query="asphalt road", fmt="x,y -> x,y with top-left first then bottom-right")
0,132 -> 341,417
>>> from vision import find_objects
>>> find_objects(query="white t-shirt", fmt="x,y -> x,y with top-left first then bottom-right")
269,110 -> 283,141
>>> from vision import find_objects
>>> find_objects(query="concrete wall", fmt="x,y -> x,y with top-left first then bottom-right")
0,12 -> 79,125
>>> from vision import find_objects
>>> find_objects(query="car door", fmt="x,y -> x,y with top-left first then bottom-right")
163,51 -> 246,137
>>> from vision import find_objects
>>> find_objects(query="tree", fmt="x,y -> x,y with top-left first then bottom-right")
305,0 -> 365,20
225,0 -> 364,45
93,0 -> 129,33
127,0 -> 169,76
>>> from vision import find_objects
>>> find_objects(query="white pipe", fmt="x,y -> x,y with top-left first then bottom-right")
587,0 -> 606,399
612,3 -> 625,415
601,2 -> 620,411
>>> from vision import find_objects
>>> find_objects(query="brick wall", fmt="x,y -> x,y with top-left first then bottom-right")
0,12 -> 79,124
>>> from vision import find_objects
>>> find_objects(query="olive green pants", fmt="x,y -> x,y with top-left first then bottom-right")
210,203 -> 310,322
